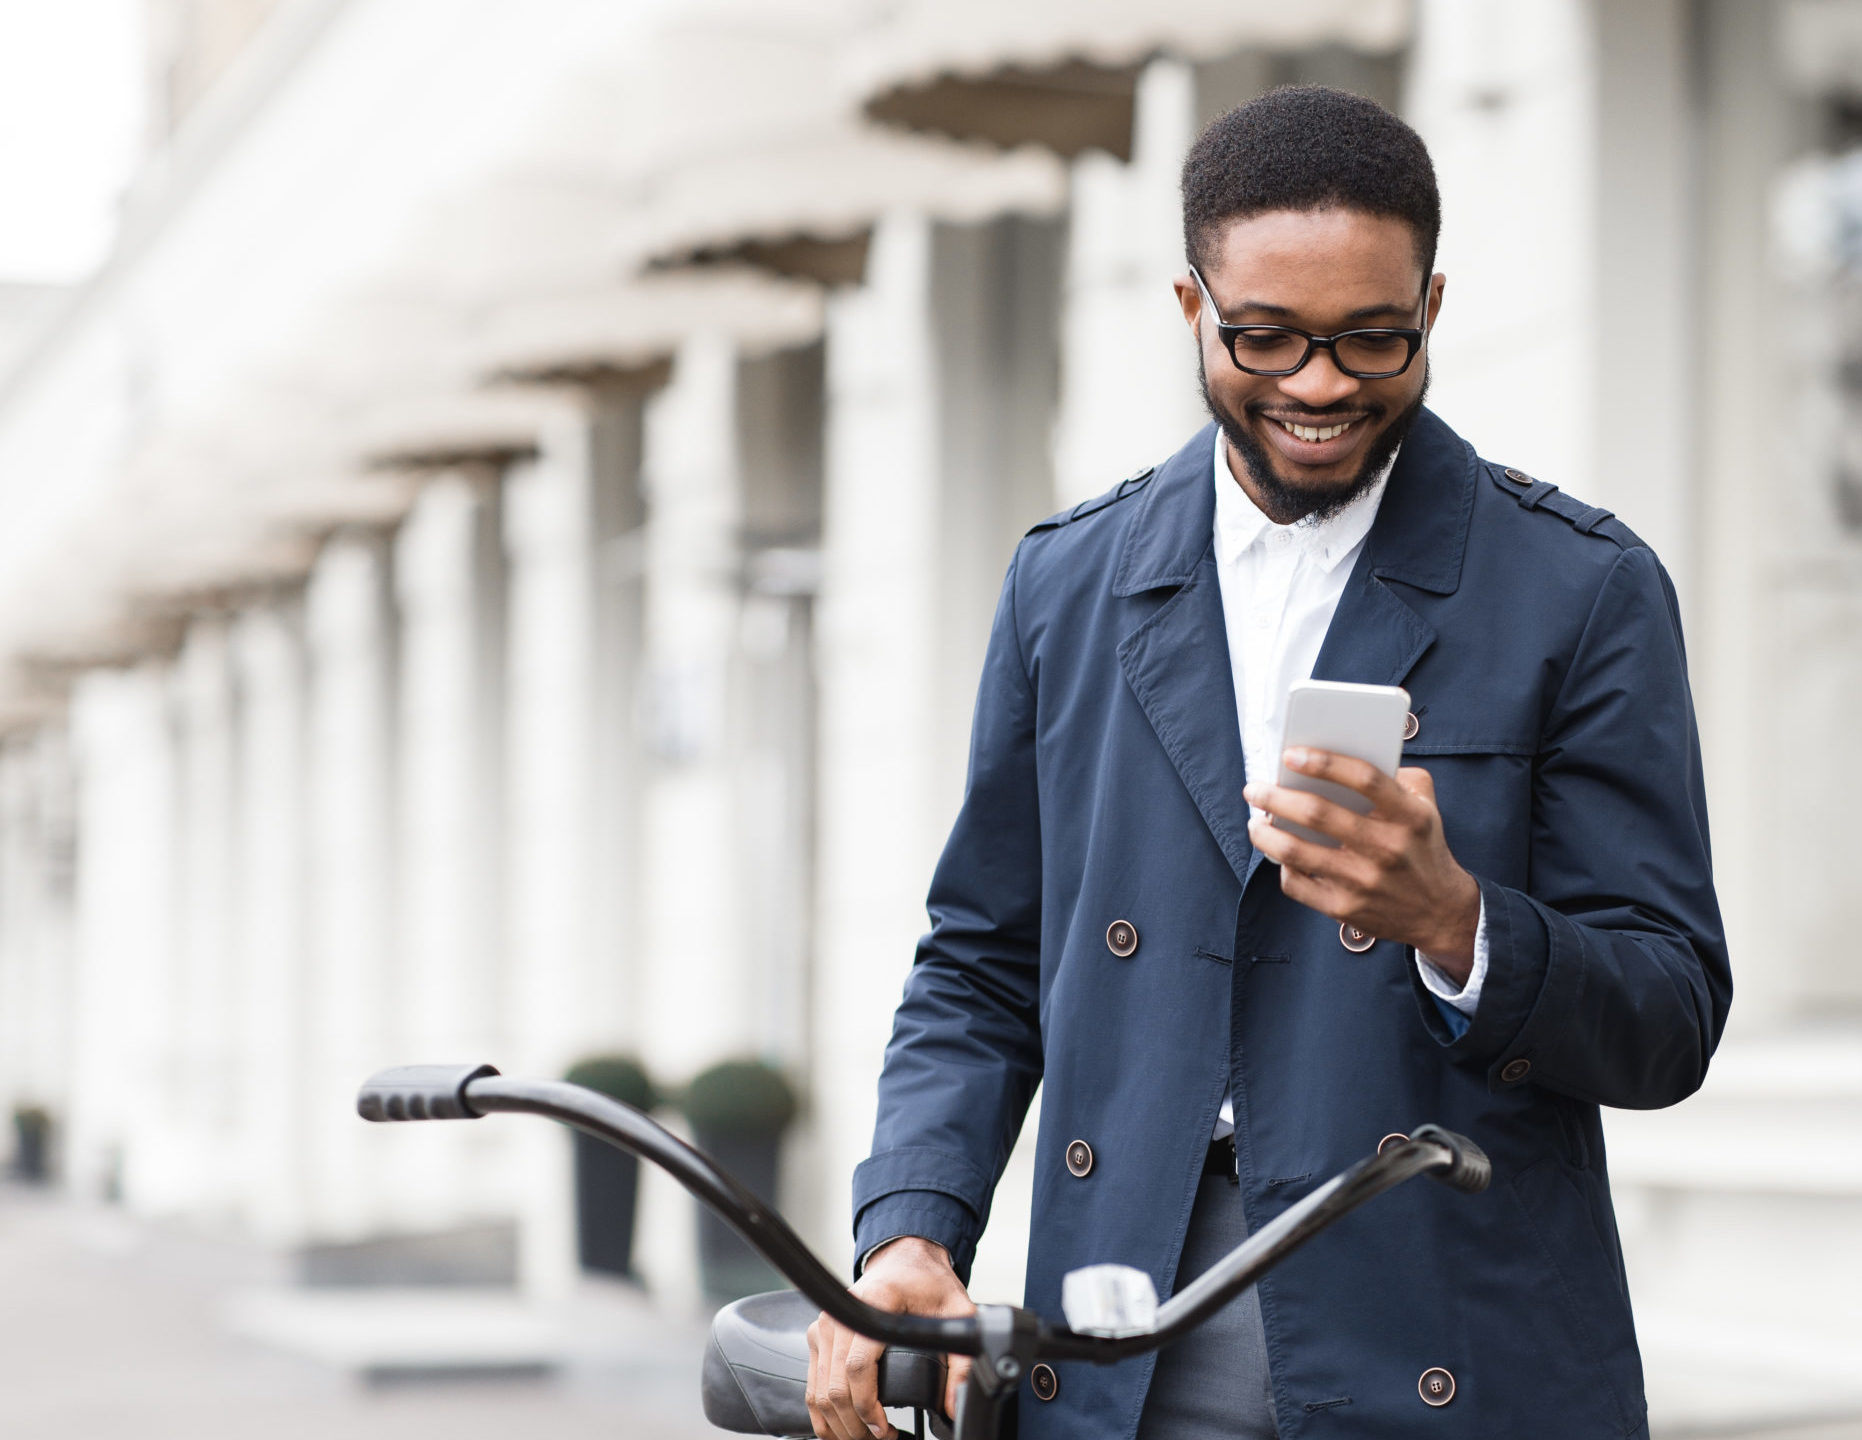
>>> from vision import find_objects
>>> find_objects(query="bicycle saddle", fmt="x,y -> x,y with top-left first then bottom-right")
703,1288 -> 947,1436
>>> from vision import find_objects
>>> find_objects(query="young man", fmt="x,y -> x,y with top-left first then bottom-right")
809,86 -> 1729,1440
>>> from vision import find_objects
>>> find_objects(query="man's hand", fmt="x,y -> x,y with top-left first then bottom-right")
1244,747 -> 1481,983
807,1237 -> 976,1440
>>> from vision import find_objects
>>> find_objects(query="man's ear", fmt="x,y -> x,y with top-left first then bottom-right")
1426,272 -> 1447,333
1173,274 -> 1202,337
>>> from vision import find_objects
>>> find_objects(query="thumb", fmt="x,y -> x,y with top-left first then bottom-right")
1396,764 -> 1437,804
945,1354 -> 972,1422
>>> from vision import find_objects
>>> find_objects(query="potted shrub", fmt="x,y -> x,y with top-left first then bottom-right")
11,1104 -> 51,1183
564,1056 -> 658,1278
680,1059 -> 798,1301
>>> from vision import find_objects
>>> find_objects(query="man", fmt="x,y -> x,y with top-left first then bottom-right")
808,86 -> 1729,1440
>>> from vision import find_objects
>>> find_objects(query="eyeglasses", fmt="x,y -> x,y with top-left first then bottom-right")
1190,265 -> 1429,380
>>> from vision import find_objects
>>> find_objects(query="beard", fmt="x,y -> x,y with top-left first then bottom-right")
1199,358 -> 1431,526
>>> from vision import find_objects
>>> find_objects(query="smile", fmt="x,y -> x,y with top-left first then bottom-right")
1270,417 -> 1361,444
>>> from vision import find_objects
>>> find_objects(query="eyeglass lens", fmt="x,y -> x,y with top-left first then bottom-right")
1230,328 -> 1414,377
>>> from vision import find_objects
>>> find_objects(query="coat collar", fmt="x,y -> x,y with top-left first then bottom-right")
1112,408 -> 1477,884
1113,407 -> 1475,600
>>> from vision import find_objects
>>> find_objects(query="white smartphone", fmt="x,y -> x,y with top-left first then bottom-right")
1269,680 -> 1411,848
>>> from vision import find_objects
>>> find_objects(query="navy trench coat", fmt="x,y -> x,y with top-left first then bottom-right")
852,409 -> 1731,1439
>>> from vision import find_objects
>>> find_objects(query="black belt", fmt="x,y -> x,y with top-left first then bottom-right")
1204,1135 -> 1238,1180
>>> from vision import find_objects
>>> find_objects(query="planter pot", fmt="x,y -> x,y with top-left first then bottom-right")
693,1128 -> 783,1302
573,1130 -> 642,1278
12,1110 -> 50,1183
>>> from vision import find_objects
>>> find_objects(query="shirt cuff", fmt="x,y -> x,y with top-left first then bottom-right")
1416,897 -> 1488,1017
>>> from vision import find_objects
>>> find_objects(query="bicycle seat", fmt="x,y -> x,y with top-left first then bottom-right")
703,1288 -> 947,1435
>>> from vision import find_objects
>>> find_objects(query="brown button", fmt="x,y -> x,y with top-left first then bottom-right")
1378,1132 -> 1408,1155
1402,711 -> 1420,741
1065,1139 -> 1094,1177
1030,1363 -> 1059,1402
1106,919 -> 1138,957
1503,467 -> 1532,485
1339,921 -> 1376,953
1419,1367 -> 1456,1406
1501,1058 -> 1532,1083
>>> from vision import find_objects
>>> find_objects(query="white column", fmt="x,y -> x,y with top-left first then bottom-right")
637,335 -> 750,1083
502,393 -> 648,1298
809,213 -> 1063,1291
1054,59 -> 1209,508
1407,0 -> 1597,490
811,215 -> 940,1270
170,617 -> 240,1218
0,729 -> 76,1150
302,530 -> 399,1240
67,663 -> 182,1209
228,597 -> 309,1242
390,470 -> 512,1228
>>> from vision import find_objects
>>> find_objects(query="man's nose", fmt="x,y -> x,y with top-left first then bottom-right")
1278,346 -> 1360,409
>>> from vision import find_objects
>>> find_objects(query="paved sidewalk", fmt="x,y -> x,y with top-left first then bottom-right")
0,1183 -> 722,1440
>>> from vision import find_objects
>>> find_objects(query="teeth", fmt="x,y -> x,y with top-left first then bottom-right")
1277,419 -> 1354,443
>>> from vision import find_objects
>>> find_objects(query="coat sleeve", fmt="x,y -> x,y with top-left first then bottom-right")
1411,544 -> 1733,1109
850,547 -> 1045,1283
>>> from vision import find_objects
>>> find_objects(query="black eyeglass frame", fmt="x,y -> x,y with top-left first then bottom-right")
1189,265 -> 1431,380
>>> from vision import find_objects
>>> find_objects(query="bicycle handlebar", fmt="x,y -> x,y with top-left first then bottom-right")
356,1063 -> 1489,1364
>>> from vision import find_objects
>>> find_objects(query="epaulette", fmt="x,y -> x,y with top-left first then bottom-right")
1025,464 -> 1157,535
1487,464 -> 1644,549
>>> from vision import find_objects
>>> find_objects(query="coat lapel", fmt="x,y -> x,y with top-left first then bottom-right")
1112,411 -> 1478,882
1311,407 -> 1475,688
1115,427 -> 1256,883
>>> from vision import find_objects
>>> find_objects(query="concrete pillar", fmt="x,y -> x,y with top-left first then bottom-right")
302,530 -> 399,1241
1055,59 -> 1209,507
502,391 -> 649,1297
0,728 -> 76,1157
228,597 -> 309,1241
636,335 -> 751,1083
810,212 -> 1064,1292
170,617 -> 240,1219
389,470 -> 511,1228
66,662 -> 181,1209
1407,0 -> 1598,491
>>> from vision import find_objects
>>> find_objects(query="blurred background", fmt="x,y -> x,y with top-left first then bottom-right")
0,0 -> 1858,1436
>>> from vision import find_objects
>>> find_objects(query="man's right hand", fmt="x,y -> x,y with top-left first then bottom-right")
806,1236 -> 976,1440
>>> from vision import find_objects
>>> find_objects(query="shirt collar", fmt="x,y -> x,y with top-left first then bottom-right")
1211,428 -> 1397,574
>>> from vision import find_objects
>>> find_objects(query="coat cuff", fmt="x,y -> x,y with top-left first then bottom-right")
1409,875 -> 1568,1091
851,1146 -> 993,1284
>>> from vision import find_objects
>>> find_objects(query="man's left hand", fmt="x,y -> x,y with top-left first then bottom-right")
1244,748 -> 1481,984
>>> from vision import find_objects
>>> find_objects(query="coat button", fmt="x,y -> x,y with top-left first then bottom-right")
1402,711 -> 1420,741
1419,1367 -> 1456,1406
1106,919 -> 1138,957
1339,921 -> 1376,953
1065,1139 -> 1094,1177
1030,1363 -> 1059,1401
1378,1132 -> 1408,1155
1501,1058 -> 1532,1083
1503,467 -> 1532,485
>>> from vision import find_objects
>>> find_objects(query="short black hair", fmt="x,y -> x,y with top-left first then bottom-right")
1182,85 -> 1440,279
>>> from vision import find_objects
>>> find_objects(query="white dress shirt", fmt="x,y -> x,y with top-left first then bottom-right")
1210,431 -> 1486,1141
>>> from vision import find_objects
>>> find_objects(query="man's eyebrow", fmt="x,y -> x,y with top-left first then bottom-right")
1229,299 -> 1419,324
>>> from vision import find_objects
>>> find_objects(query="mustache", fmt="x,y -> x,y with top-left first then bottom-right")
1248,401 -> 1384,422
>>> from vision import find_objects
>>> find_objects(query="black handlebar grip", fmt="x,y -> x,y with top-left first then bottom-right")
357,1063 -> 500,1122
1410,1124 -> 1492,1194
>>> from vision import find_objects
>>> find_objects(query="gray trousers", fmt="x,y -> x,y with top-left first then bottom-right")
1136,1175 -> 1279,1440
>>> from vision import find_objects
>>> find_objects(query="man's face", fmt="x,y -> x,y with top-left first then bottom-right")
1175,208 -> 1445,525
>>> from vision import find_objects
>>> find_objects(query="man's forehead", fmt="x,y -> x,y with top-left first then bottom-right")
1203,207 -> 1427,306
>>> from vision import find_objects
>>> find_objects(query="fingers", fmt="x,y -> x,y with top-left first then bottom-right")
808,1318 -> 891,1440
1282,746 -> 1406,809
945,1354 -> 973,1425
843,1335 -> 893,1440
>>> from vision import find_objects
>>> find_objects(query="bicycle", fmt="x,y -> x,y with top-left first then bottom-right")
358,1063 -> 1490,1440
